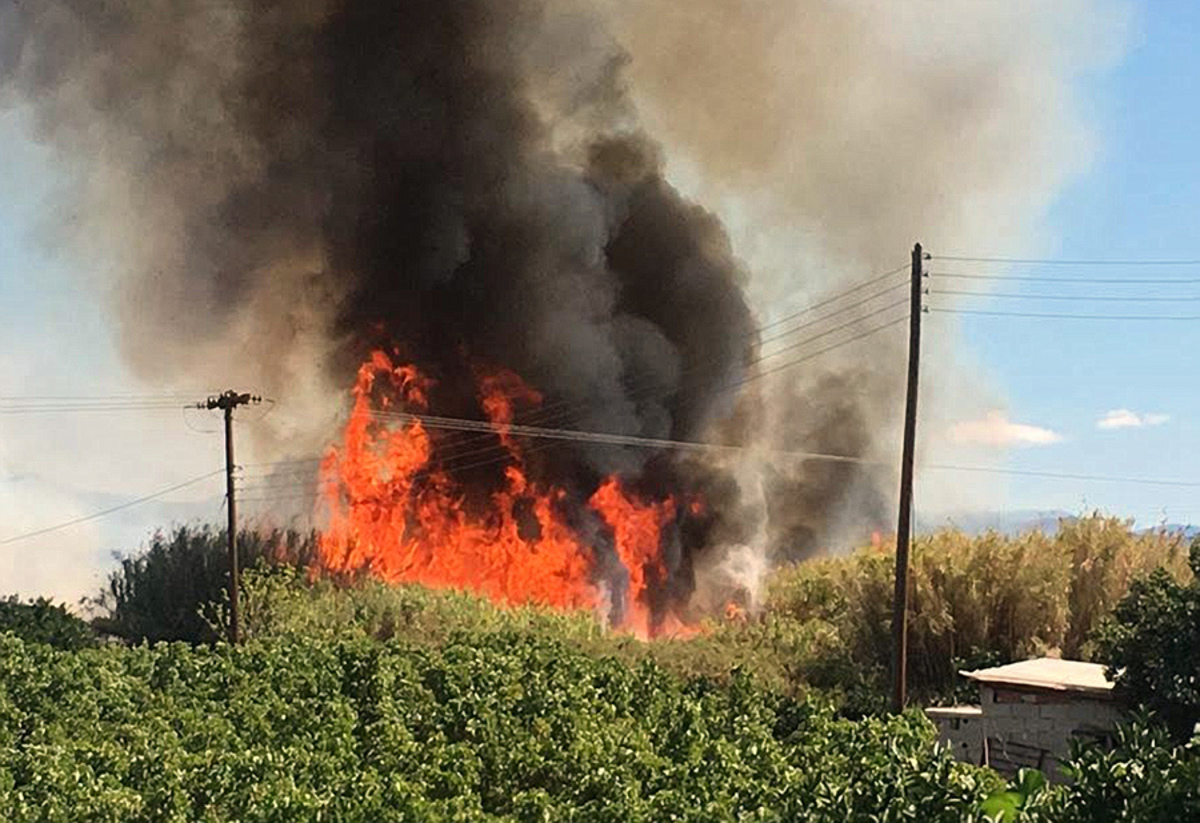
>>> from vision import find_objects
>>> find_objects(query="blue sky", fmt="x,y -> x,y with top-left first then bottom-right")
942,2 -> 1200,526
1,2 -> 1198,601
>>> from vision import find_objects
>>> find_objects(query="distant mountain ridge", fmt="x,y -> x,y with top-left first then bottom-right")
917,510 -> 1198,538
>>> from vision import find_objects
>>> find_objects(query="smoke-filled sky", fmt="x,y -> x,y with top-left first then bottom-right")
2,0 -> 1196,603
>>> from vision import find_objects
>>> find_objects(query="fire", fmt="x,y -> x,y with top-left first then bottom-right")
589,478 -> 676,638
317,351 -> 684,637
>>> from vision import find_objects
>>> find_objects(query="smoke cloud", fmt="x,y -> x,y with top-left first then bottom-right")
0,1 -> 1127,603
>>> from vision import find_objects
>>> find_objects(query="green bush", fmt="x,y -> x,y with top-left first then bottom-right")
0,597 -> 96,651
232,565 -> 830,700
90,526 -> 317,644
83,514 -> 1192,716
1094,540 -> 1200,741
980,720 -> 1200,821
0,632 -> 1001,821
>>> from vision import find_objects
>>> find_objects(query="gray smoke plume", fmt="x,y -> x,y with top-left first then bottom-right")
597,0 -> 1127,563
0,0 -> 763,620
0,1 -> 1126,611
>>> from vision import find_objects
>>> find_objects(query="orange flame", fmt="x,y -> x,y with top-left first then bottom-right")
316,351 -> 684,637
589,478 -> 676,638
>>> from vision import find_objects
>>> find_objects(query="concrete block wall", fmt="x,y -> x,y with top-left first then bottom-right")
933,686 -> 1121,780
928,711 -> 985,766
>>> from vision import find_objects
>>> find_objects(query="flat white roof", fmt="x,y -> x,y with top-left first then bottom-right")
961,657 -> 1114,697
925,706 -> 984,718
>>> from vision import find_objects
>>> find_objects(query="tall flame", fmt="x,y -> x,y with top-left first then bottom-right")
317,351 -> 681,636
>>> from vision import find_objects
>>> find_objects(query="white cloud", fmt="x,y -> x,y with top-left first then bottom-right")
1097,409 -> 1170,430
950,411 -> 1062,448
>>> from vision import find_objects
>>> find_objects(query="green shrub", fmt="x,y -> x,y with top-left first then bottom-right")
0,597 -> 96,651
90,526 -> 317,644
981,720 -> 1200,821
1094,540 -> 1200,741
232,566 -> 829,700
0,632 -> 1000,821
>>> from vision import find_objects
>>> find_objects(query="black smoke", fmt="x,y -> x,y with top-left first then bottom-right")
0,0 -> 890,619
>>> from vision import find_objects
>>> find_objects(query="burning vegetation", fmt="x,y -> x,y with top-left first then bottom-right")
1,0 -> 1107,630
318,350 -> 697,638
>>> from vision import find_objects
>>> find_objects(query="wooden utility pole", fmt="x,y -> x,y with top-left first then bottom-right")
892,243 -> 926,712
198,390 -> 261,644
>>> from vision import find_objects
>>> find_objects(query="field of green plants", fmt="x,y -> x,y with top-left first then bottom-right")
2,515 -> 1199,821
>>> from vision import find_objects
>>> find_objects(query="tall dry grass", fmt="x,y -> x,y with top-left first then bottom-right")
768,515 -> 1193,705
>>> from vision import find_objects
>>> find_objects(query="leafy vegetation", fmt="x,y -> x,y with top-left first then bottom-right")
978,721 -> 1200,822
1095,540 -> 1200,741
84,515 -> 1191,714
769,516 -> 1192,710
89,526 -> 317,644
0,597 -> 96,651
226,565 -> 829,699
3,515 -> 1198,820
3,628 -> 1197,821
0,632 -> 1001,821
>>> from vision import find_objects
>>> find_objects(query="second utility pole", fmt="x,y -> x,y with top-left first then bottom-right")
892,243 -> 926,713
202,390 -> 261,644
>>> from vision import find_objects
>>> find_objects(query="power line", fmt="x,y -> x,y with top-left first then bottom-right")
0,470 -> 225,546
519,266 -> 909,427
515,294 -> 909,440
757,281 -> 909,347
250,439 -> 570,503
755,263 -> 908,336
251,409 -> 1200,494
931,272 -> 1200,285
370,412 -> 889,466
933,289 -> 1200,303
358,310 -> 912,476
371,310 -> 907,455
0,393 -> 216,401
923,463 -> 1200,489
227,296 -> 905,501
238,457 -> 325,470
753,299 -> 908,363
0,403 -> 191,415
930,307 -> 1200,321
934,255 -> 1200,266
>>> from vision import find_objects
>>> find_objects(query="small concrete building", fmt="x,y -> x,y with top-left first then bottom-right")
926,658 -> 1122,780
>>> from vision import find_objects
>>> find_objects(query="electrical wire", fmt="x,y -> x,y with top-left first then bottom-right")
935,255 -> 1200,266
0,403 -> 192,415
923,463 -> 1200,489
182,406 -> 222,435
930,307 -> 1200,321
754,263 -> 908,336
372,411 -> 889,465
520,266 -> 909,427
752,299 -> 908,364
245,408 -> 1200,496
756,281 -> 908,347
241,440 -> 569,503
0,469 -> 226,545
238,457 -> 325,470
930,272 -> 1200,285
354,310 -> 910,476
932,289 -> 1200,303
0,393 -> 215,401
